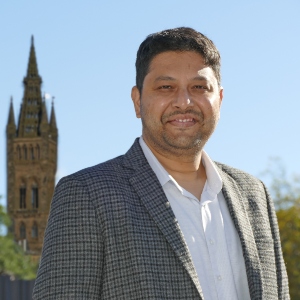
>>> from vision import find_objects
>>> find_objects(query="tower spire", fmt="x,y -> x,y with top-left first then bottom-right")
6,96 -> 16,139
50,100 -> 57,128
7,96 -> 16,126
49,99 -> 58,142
25,35 -> 40,79
18,36 -> 43,137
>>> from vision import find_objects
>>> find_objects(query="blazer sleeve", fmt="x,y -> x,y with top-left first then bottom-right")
263,182 -> 290,299
32,176 -> 104,300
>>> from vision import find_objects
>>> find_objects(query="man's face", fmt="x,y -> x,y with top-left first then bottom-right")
131,51 -> 223,157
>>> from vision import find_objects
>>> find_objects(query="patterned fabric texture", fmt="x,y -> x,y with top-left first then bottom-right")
33,139 -> 290,300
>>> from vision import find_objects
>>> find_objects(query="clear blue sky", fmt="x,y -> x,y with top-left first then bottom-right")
1,0 -> 300,206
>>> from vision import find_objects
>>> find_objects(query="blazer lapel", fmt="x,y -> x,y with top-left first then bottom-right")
217,166 -> 263,300
123,139 -> 203,298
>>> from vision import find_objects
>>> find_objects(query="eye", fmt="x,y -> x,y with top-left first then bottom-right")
158,85 -> 173,89
193,85 -> 208,90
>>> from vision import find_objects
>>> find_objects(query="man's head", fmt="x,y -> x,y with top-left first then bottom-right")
132,27 -> 223,159
135,27 -> 221,93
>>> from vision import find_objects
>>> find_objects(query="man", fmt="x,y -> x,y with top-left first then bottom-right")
33,27 -> 289,299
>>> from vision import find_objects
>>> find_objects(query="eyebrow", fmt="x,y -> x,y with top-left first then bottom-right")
154,75 -> 210,82
154,76 -> 176,82
192,75 -> 209,82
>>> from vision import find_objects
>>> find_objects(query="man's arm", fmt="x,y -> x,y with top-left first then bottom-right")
33,176 -> 104,300
263,182 -> 290,299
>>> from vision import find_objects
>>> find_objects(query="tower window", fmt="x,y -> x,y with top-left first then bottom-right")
25,126 -> 34,133
20,222 -> 26,239
31,223 -> 38,238
31,187 -> 38,208
36,144 -> 40,159
17,145 -> 21,159
23,145 -> 27,159
30,146 -> 34,159
20,187 -> 26,209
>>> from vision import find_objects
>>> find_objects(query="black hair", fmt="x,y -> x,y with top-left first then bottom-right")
135,27 -> 221,92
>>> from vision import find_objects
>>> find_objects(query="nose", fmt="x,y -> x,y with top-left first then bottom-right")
172,88 -> 193,110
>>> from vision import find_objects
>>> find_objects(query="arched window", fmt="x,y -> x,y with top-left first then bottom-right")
31,222 -> 38,238
17,145 -> 21,159
23,145 -> 27,160
36,144 -> 40,159
20,222 -> 26,239
20,185 -> 26,209
31,185 -> 38,209
30,145 -> 34,159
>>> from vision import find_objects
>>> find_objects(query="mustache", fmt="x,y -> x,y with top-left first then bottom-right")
162,109 -> 203,120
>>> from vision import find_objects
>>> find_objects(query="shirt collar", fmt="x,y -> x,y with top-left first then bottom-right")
139,137 -> 223,195
139,137 -> 170,186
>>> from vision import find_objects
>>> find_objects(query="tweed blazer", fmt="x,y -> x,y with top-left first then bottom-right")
33,139 -> 289,300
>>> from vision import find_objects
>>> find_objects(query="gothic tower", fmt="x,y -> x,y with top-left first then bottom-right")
6,37 -> 58,259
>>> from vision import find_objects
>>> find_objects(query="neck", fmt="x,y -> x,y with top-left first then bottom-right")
143,136 -> 205,181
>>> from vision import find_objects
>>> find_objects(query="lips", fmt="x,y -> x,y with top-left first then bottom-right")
173,118 -> 195,123
167,115 -> 197,127
162,110 -> 203,128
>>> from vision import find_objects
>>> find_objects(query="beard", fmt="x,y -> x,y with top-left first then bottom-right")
141,108 -> 219,158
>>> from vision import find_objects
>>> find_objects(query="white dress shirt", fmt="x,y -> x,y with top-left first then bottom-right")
139,137 -> 251,300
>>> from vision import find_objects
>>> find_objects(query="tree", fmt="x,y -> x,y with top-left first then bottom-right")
261,158 -> 300,299
0,202 -> 38,280
277,206 -> 300,299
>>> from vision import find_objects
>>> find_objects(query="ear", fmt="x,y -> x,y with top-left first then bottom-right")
217,87 -> 224,120
219,86 -> 224,108
131,86 -> 141,118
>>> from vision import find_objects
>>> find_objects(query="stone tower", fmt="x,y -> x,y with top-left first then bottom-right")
6,36 -> 58,259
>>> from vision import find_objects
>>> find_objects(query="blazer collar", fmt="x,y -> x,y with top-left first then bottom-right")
123,138 -> 204,299
215,164 -> 263,300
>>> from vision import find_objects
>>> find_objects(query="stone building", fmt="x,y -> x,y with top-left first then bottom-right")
6,37 -> 57,259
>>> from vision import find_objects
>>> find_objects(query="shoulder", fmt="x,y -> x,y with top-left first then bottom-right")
52,155 -> 133,208
215,161 -> 260,183
58,155 -> 127,187
49,155 -> 133,220
57,138 -> 144,189
214,161 -> 266,194
214,161 -> 274,219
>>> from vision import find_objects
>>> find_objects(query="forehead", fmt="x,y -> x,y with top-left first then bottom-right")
147,51 -> 217,82
149,50 -> 204,66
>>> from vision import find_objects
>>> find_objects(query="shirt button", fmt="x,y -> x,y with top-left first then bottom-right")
209,239 -> 214,245
217,275 -> 222,281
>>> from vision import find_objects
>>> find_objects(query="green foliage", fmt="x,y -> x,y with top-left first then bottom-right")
0,235 -> 38,280
0,202 -> 38,280
261,158 -> 300,299
0,204 -> 11,228
277,206 -> 300,299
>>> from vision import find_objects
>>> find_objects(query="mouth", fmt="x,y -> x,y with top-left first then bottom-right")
167,116 -> 197,127
173,118 -> 195,123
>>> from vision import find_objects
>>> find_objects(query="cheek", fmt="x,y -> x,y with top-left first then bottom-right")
141,97 -> 169,117
201,96 -> 220,113
210,103 -> 221,121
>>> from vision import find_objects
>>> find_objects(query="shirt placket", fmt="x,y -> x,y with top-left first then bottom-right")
201,194 -> 238,300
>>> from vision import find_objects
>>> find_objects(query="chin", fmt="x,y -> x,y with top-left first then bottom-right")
163,134 -> 204,151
